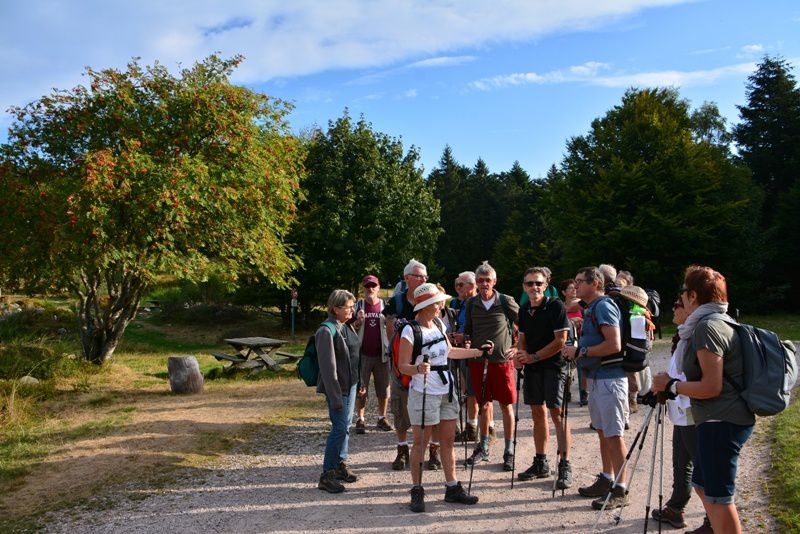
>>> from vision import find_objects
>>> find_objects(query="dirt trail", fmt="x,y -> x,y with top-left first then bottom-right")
33,342 -> 775,533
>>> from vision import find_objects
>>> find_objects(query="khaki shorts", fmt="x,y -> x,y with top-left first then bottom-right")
361,356 -> 389,398
407,387 -> 460,427
390,381 -> 411,433
587,376 -> 629,438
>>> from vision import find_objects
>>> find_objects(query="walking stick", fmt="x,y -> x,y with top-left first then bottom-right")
643,403 -> 662,533
468,346 -> 491,495
511,368 -> 521,489
614,395 -> 659,526
419,355 -> 429,485
658,403 -> 665,534
553,361 -> 573,497
592,404 -> 657,531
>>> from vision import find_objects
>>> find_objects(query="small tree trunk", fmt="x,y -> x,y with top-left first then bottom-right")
168,356 -> 204,394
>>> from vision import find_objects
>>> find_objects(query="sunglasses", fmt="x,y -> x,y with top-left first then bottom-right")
523,280 -> 545,287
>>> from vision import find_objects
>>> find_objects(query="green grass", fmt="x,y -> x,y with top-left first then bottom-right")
119,324 -> 218,353
771,395 -> 800,533
657,313 -> 800,340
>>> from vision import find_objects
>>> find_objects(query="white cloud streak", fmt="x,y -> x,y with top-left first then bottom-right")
470,61 -> 756,90
0,0 -> 692,111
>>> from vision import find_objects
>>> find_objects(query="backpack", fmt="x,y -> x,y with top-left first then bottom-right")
297,321 -> 337,387
703,313 -> 798,417
645,289 -> 661,319
389,319 -> 447,390
591,295 -> 652,372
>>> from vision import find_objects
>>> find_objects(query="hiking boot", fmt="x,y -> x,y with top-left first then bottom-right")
556,459 -> 572,489
375,417 -> 394,432
652,506 -> 686,528
502,451 -> 514,472
518,455 -> 549,481
318,470 -> 345,493
354,419 -> 366,435
464,444 -> 489,466
684,516 -> 714,534
444,481 -> 479,505
578,473 -> 613,498
409,485 -> 425,513
579,390 -> 588,406
455,423 -> 477,442
334,462 -> 357,483
592,485 -> 628,510
487,426 -> 497,446
392,444 -> 409,471
629,399 -> 639,413
427,444 -> 442,470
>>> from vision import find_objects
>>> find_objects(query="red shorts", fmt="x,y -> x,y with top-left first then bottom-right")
467,360 -> 516,406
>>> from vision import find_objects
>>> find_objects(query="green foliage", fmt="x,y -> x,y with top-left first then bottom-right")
771,396 -> 800,533
0,339 -> 84,380
542,87 -> 763,301
290,111 -> 440,303
734,56 -> 800,308
0,55 -> 305,363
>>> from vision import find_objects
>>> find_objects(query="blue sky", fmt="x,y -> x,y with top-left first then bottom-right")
1,0 -> 798,178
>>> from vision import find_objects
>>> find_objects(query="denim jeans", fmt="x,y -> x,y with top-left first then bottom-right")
323,384 -> 357,472
692,421 -> 753,504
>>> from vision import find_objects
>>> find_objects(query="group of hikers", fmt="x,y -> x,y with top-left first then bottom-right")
312,259 -> 756,534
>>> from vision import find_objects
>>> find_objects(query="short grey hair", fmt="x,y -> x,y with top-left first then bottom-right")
523,267 -> 550,280
403,258 -> 427,276
457,271 -> 476,284
475,261 -> 496,280
577,267 -> 604,289
598,264 -> 617,286
326,289 -> 355,314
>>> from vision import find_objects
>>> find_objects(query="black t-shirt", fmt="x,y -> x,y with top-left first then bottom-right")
518,297 -> 570,369
383,290 -> 417,322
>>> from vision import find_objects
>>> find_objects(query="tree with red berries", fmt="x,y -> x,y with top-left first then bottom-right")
0,55 -> 304,364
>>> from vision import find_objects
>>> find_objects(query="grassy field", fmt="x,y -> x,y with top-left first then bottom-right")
772,395 -> 800,533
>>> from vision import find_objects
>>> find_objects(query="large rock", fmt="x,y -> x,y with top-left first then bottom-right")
167,355 -> 204,394
18,375 -> 39,385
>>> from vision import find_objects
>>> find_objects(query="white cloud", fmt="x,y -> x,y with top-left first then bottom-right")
470,61 -> 756,91
406,56 -> 477,69
738,44 -> 765,58
0,0 -> 693,112
403,89 -> 418,98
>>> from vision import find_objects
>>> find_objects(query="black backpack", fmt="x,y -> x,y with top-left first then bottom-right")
591,295 -> 651,372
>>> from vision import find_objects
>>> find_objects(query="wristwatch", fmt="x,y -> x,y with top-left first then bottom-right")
669,380 -> 680,396
532,352 -> 541,363
578,346 -> 588,358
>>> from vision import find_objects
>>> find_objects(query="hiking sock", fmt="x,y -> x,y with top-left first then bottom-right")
398,441 -> 408,447
444,480 -> 458,487
479,436 -> 490,450
504,439 -> 513,455
468,419 -> 478,426
601,472 -> 613,481
431,441 -> 440,446
614,482 -> 627,490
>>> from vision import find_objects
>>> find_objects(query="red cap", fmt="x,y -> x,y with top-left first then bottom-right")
362,275 -> 379,287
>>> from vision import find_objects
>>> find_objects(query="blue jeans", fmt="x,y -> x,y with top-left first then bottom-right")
323,384 -> 357,472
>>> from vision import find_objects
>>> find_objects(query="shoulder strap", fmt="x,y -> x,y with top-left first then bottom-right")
321,320 -> 338,338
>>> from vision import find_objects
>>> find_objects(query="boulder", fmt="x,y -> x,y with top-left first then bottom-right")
18,375 -> 39,385
167,355 -> 204,394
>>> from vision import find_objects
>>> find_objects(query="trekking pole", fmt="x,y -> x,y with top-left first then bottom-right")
658,403 -> 665,534
643,403 -> 662,533
511,367 -> 521,489
614,396 -> 660,526
592,403 -> 657,531
468,344 -> 491,495
553,361 -> 573,497
419,355 -> 429,485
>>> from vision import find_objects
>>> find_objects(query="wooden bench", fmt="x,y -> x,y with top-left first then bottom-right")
273,350 -> 301,364
211,351 -> 247,363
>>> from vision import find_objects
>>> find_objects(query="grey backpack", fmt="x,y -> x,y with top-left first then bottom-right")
706,313 -> 797,417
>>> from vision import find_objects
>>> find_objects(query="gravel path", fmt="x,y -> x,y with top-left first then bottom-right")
43,342 -> 776,533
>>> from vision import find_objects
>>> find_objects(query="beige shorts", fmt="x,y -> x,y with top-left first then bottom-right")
361,357 -> 390,397
407,387 -> 460,427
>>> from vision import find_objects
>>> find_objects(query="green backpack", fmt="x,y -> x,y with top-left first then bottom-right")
297,321 -> 337,387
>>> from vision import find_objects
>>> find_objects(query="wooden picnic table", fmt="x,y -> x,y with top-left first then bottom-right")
214,337 -> 292,372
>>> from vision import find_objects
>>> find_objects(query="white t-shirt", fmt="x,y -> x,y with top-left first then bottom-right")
401,322 -> 450,395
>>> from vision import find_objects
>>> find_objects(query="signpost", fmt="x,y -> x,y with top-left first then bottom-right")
290,288 -> 298,341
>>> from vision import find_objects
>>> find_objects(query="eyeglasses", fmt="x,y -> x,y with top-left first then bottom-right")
455,282 -> 466,287
476,277 -> 493,284
408,273 -> 428,281
574,278 -> 590,285
336,305 -> 355,310
523,280 -> 545,287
